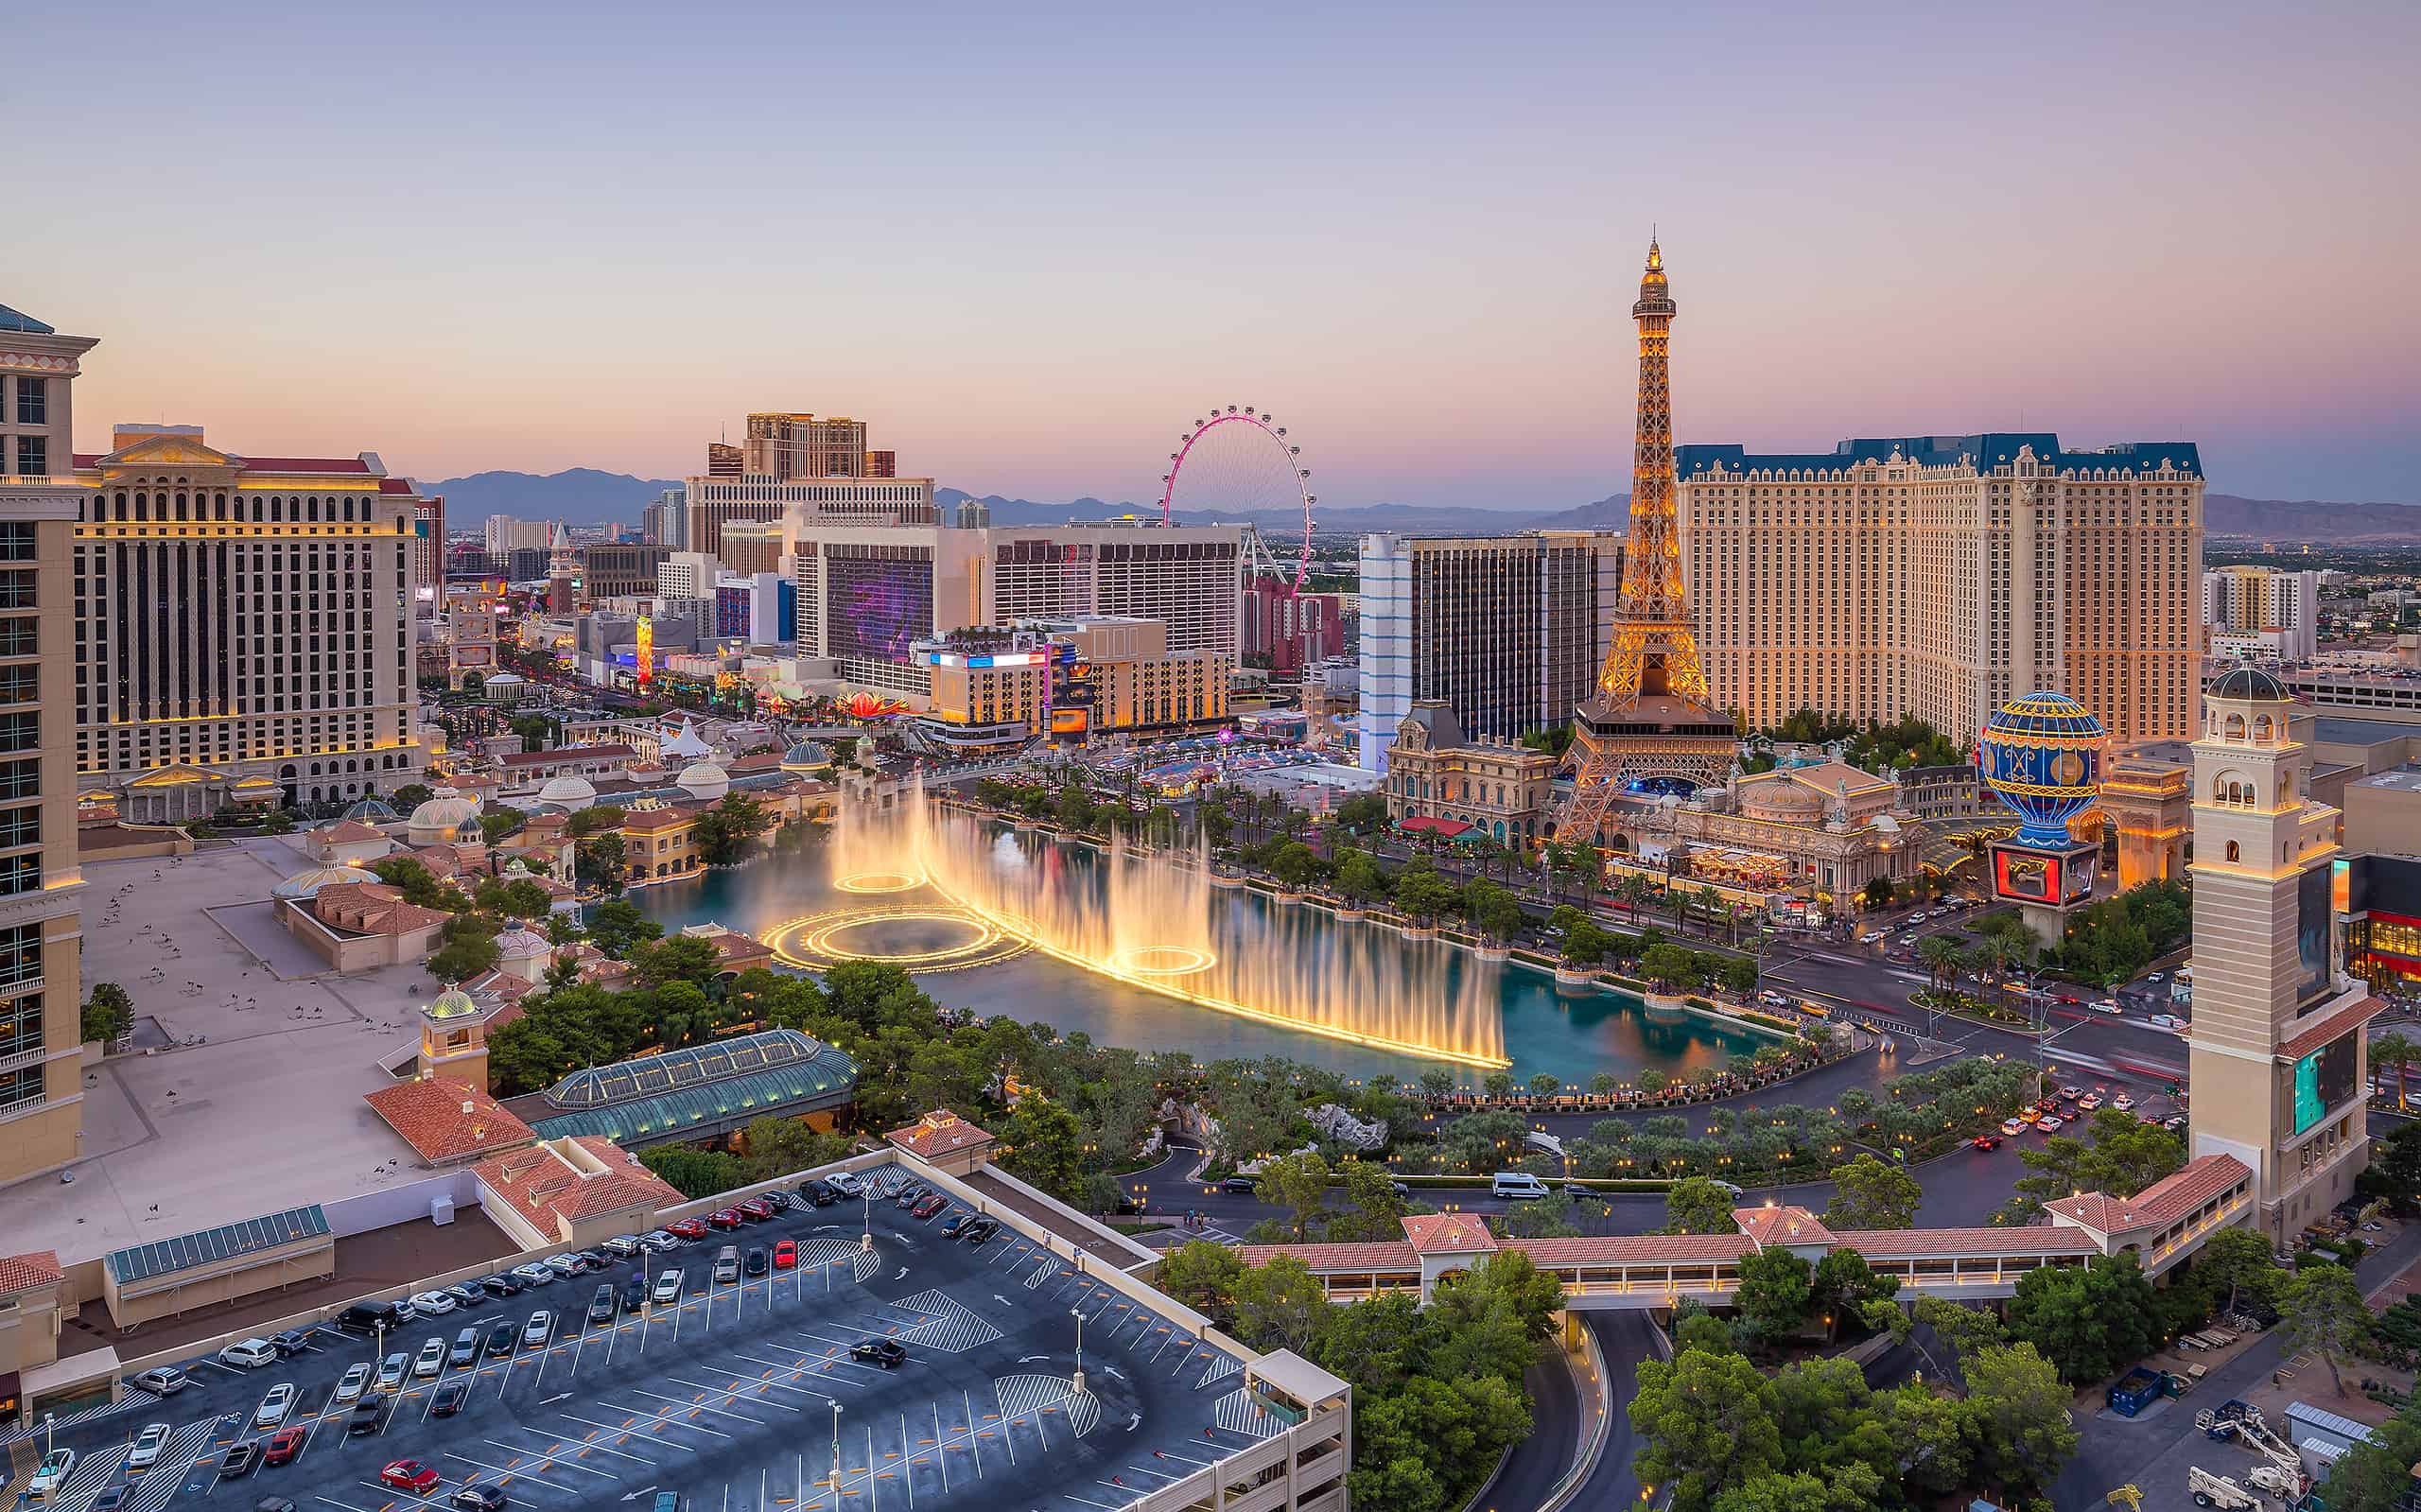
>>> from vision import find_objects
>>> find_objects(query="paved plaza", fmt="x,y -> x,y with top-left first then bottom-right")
6,842 -> 448,1264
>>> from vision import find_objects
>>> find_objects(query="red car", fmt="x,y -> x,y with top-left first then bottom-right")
1969,1134 -> 2002,1151
263,1426 -> 307,1466
666,1217 -> 709,1241
381,1460 -> 442,1493
706,1208 -> 744,1230
774,1239 -> 797,1271
913,1194 -> 947,1220
737,1197 -> 776,1223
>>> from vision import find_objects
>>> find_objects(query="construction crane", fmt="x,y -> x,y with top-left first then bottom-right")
2195,1402 -> 2310,1501
2187,1464 -> 2299,1508
2105,1485 -> 2144,1512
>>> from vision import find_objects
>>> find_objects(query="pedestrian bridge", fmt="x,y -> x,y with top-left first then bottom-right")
1236,1154 -> 2254,1311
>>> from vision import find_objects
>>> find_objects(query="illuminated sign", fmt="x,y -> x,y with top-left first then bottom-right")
2293,1031 -> 2359,1134
1990,843 -> 2097,905
636,616 -> 653,685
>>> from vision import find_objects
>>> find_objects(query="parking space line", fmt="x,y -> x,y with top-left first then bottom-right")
1062,1495 -> 1125,1510
473,1437 -> 619,1480
439,1450 -> 585,1494
497,1429 -> 658,1468
554,1410 -> 699,1451
596,1399 -> 736,1438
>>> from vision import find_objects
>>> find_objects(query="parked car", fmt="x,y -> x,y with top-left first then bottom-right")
270,1328 -> 315,1356
523,1311 -> 553,1347
381,1461 -> 442,1494
409,1290 -> 458,1316
452,1488 -> 509,1511
572,1249 -> 611,1273
131,1365 -> 188,1398
444,1282 -> 489,1309
485,1321 -> 519,1358
851,1339 -> 907,1368
127,1421 -> 173,1470
30,1449 -> 78,1495
653,1270 -> 686,1305
667,1217 -> 710,1241
744,1247 -> 769,1277
895,1183 -> 928,1209
263,1425 -> 308,1465
481,1273 -> 528,1298
638,1230 -> 683,1252
511,1262 -> 558,1287
940,1215 -> 967,1238
414,1338 -> 447,1378
219,1440 -> 259,1477
774,1239 -> 798,1269
253,1382 -> 298,1428
622,1274 -> 651,1313
601,1235 -> 646,1258
339,1301 -> 411,1331
737,1197 -> 776,1222
377,1352 -> 409,1391
333,1363 -> 373,1404
220,1338 -> 281,1369
91,1489 -> 128,1512
450,1328 -> 480,1367
714,1246 -> 741,1283
431,1380 -> 470,1418
348,1398 -> 388,1436
913,1194 -> 948,1220
800,1181 -> 838,1208
706,1208 -> 744,1231
590,1283 -> 618,1324
824,1171 -> 864,1197
543,1253 -> 585,1278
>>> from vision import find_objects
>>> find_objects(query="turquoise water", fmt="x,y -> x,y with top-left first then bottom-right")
629,849 -> 1769,1085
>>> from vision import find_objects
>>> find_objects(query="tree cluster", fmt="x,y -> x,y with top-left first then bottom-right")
2046,879 -> 2190,985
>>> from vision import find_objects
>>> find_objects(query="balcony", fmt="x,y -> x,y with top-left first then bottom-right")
0,1088 -> 49,1123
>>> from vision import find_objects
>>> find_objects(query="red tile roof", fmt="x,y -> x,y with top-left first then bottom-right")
378,478 -> 414,494
364,1079 -> 537,1165
499,744 -> 636,769
318,820 -> 386,843
1507,1233 -> 1758,1266
1735,1205 -> 1835,1248
0,1249 -> 62,1297
2275,996 -> 2388,1063
1827,1226 -> 2099,1259
2047,1153 -> 2253,1236
622,805 -> 698,833
1401,1212 -> 1498,1255
1236,1242 -> 1420,1272
311,881 -> 451,937
473,1135 -> 679,1229
885,1109 -> 996,1160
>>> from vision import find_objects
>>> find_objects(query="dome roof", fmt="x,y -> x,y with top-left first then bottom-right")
426,986 -> 479,1020
1981,690 -> 2106,742
272,863 -> 376,900
677,761 -> 730,800
494,920 -> 551,959
408,794 -> 482,831
484,671 -> 525,686
782,739 -> 833,770
2211,665 -> 2291,703
536,774 -> 598,805
340,797 -> 400,824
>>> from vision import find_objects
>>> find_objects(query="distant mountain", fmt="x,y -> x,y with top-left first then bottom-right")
427,469 -> 681,526
934,487 -> 1630,536
2206,493 -> 2421,543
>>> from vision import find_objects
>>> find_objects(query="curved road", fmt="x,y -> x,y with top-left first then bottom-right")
1488,1341 -> 1582,1512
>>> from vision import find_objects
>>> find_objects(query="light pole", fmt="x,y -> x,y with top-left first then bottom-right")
861,1183 -> 873,1252
1071,1305 -> 1087,1397
43,1411 -> 54,1458
830,1400 -> 844,1502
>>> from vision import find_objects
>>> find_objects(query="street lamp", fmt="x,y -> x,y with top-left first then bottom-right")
830,1400 -> 844,1501
1071,1306 -> 1087,1396
862,1183 -> 873,1252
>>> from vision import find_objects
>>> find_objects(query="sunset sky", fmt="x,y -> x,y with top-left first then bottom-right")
15,1 -> 2418,509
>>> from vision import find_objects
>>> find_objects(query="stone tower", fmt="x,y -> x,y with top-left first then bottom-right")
547,522 -> 575,613
1563,238 -> 1734,841
2187,665 -> 2377,1243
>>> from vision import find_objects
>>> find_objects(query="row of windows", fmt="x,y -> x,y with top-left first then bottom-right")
87,490 -> 394,524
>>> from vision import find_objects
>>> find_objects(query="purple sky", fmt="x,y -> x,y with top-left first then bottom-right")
16,1 -> 2419,508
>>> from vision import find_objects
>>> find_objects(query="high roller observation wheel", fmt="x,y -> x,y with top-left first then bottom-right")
1158,405 -> 1316,591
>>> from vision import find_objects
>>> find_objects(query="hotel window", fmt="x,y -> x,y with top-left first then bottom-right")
12,378 -> 41,426
12,437 -> 44,477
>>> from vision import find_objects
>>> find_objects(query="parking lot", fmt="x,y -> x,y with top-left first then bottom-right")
14,1164 -> 1276,1512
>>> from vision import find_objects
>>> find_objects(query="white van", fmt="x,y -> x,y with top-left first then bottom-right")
1490,1172 -> 1552,1200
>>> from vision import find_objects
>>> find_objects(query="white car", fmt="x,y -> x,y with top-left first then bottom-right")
334,1362 -> 373,1404
1857,930 -> 1884,945
523,1310 -> 553,1347
2112,1093 -> 2135,1111
2146,971 -> 2166,982
2090,1000 -> 2122,1016
377,1352 -> 409,1392
652,1270 -> 685,1305
511,1261 -> 558,1286
638,1231 -> 681,1253
219,1337 -> 280,1369
126,1422 -> 172,1471
824,1171 -> 864,1197
409,1290 -> 457,1316
2037,1115 -> 2065,1134
414,1337 -> 447,1378
253,1381 -> 297,1428
28,1449 -> 74,1495
2150,1013 -> 2183,1030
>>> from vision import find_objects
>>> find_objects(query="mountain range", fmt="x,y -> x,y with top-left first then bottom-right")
423,469 -> 2417,543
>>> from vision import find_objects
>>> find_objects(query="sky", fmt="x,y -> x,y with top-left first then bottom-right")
14,0 -> 2420,510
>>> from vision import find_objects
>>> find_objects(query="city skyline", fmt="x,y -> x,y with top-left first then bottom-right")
16,2 -> 2421,510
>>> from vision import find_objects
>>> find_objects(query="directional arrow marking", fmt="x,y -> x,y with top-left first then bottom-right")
897,1266 -> 910,1280
1102,1366 -> 1126,1382
539,1392 -> 571,1405
620,1486 -> 661,1503
1018,1354 -> 1049,1364
1125,1413 -> 1141,1432
994,1295 -> 1013,1308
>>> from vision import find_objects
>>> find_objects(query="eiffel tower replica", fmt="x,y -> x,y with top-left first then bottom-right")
1562,238 -> 1737,843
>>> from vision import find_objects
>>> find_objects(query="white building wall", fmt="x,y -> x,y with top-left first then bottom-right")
1356,534 -> 1413,770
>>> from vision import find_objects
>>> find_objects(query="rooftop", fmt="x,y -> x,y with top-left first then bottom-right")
0,302 -> 57,334
884,1108 -> 997,1161
1677,434 -> 2203,479
363,1078 -> 538,1165
106,1204 -> 331,1286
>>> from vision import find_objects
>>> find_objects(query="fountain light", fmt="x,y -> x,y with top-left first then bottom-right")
764,904 -> 1036,973
836,871 -> 927,894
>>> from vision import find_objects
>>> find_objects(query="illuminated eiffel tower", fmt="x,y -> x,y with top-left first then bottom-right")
1561,238 -> 1736,843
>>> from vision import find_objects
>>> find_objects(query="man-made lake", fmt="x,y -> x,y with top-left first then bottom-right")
631,826 -> 1771,1085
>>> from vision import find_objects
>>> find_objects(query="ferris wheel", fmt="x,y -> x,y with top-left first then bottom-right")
1158,406 -> 1315,590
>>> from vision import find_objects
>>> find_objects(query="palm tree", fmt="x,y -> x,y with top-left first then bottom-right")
1917,934 -> 1966,998
1615,872 -> 1655,922
2374,1030 -> 2419,1110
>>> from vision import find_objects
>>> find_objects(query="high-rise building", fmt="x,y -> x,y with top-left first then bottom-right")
866,449 -> 897,479
683,409 -> 934,557
2186,667 -> 2377,1243
718,517 -> 786,576
705,443 -> 742,479
483,515 -> 558,557
644,488 -> 688,548
744,412 -> 868,479
1677,433 -> 2203,744
579,542 -> 673,599
547,523 -> 575,612
0,303 -> 91,1180
1245,577 -> 1348,672
411,493 -> 444,612
1566,239 -> 1753,840
1355,531 -> 1620,772
2205,565 -> 2321,662
656,551 -> 722,602
792,520 -> 1243,696
714,571 -> 793,642
72,424 -> 427,814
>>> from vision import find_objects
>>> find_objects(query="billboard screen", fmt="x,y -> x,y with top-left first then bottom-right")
1994,847 -> 2057,902
2292,1031 -> 2359,1134
2295,862 -> 2332,1004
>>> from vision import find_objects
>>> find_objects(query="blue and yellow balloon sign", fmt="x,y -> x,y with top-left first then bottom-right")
1977,691 -> 2106,849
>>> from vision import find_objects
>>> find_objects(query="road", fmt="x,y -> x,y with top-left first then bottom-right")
1488,1341 -> 1582,1512
1569,1313 -> 1664,1511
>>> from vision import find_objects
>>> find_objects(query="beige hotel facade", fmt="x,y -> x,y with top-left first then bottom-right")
1675,433 -> 2203,744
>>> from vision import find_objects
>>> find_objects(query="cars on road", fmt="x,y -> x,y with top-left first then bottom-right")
253,1382 -> 297,1428
264,1425 -> 308,1465
1971,1135 -> 2002,1150
131,1365 -> 187,1397
126,1421 -> 171,1470
2037,1115 -> 2065,1134
2000,1117 -> 2028,1137
381,1460 -> 442,1494
1220,1175 -> 1255,1194
2113,1092 -> 2135,1111
852,1339 -> 908,1368
220,1338 -> 280,1369
2091,999 -> 2123,1016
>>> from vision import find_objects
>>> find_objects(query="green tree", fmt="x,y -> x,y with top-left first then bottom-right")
1334,849 -> 1388,908
2010,1107 -> 2184,1221
428,930 -> 500,982
1859,876 -> 1894,910
1629,1347 -> 1785,1512
80,982 -> 134,1045
2005,1252 -> 2158,1383
392,783 -> 435,808
999,1097 -> 1086,1203
1253,1151 -> 1332,1242
1269,841 -> 1324,891
2278,1262 -> 2374,1397
1233,1253 -> 1328,1355
567,804 -> 628,838
1963,1342 -> 2081,1497
2373,1029 -> 2418,1110
477,805 -> 528,843
691,793 -> 771,864
1807,1248 -> 1898,1337
2323,1395 -> 2421,1512
1913,1295 -> 2006,1364
1719,956 -> 1760,996
636,1145 -> 747,1200
1310,1291 -> 1428,1393
584,898 -> 663,959
1737,1248 -> 1814,1340
1460,879 -> 1524,945
1672,1305 -> 1739,1357
1332,791 -> 1389,833
1327,1161 -> 1408,1243
1823,1154 -> 1922,1230
1391,864 -> 1458,925
1153,1243 -> 1245,1331
2194,1225 -> 2287,1319
628,932 -> 721,989
1663,1176 -> 1740,1235
575,832 -> 629,893
1639,943 -> 1699,991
